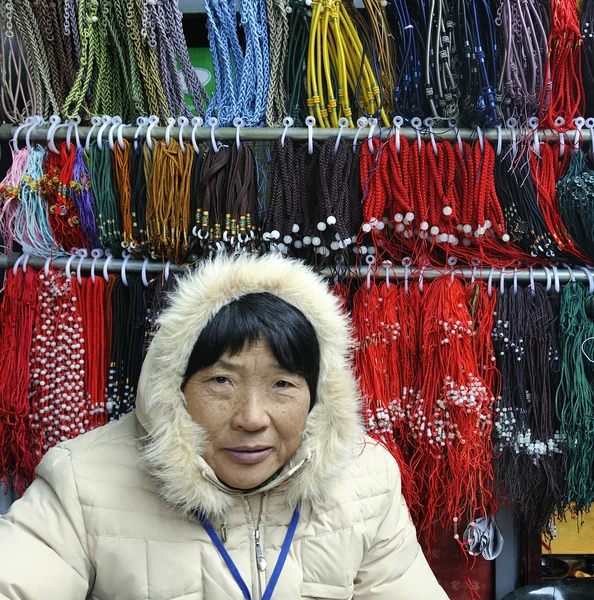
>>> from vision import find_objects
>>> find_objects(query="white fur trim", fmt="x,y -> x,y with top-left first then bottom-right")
136,253 -> 363,520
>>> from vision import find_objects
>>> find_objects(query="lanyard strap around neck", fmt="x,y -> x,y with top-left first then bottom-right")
198,506 -> 301,600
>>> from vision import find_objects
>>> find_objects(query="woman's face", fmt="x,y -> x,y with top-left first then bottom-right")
184,339 -> 311,489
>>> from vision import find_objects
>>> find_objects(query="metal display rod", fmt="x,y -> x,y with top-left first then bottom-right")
0,124 -> 592,143
0,253 -> 591,284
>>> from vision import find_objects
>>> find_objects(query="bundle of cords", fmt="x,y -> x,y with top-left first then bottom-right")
495,0 -> 550,123
581,0 -> 594,117
495,147 -> 560,260
306,0 -> 388,127
0,4 -> 36,122
360,135 -> 516,267
539,0 -> 584,130
147,138 -> 194,263
265,137 -> 361,259
0,266 -> 40,494
0,144 -> 29,252
417,0 -> 460,123
265,0 -> 290,126
413,276 -> 495,542
14,145 -> 57,256
2,0 -> 59,119
455,0 -> 499,126
72,141 -> 100,250
285,0 -> 311,125
41,142 -> 87,253
556,146 -> 594,262
106,275 -> 150,421
88,140 -> 123,255
387,0 -> 424,120
131,141 -> 149,257
29,267 -> 89,463
141,0 -> 208,119
492,281 -> 567,534
204,0 -> 270,126
557,280 -> 594,515
529,142 -> 589,262
351,277 -> 419,509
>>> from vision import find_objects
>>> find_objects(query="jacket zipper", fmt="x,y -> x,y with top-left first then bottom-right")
253,494 -> 267,599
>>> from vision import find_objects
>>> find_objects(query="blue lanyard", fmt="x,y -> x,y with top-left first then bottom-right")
198,506 -> 300,600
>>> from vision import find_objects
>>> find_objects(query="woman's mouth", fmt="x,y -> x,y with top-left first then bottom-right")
224,446 -> 273,464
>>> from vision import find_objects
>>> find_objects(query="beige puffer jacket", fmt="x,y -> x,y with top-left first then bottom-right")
0,254 -> 449,600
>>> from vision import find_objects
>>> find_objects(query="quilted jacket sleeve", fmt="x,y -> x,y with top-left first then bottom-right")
353,457 -> 450,600
0,446 -> 93,600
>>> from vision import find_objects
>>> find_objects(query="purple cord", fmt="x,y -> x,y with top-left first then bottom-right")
73,146 -> 100,249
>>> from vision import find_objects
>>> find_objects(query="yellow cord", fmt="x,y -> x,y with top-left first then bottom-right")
307,0 -> 389,127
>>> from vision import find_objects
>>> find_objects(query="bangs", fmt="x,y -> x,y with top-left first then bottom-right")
182,293 -> 320,406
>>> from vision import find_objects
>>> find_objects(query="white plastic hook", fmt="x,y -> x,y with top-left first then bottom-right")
121,252 -> 131,287
44,255 -> 52,278
96,115 -> 112,151
418,264 -> 426,294
448,118 -> 463,156
411,117 -> 423,154
367,117 -> 378,152
141,257 -> 150,287
563,263 -> 577,290
496,124 -> 503,157
425,118 -> 438,156
47,115 -> 62,154
71,116 -> 82,148
528,117 -> 540,157
476,126 -> 485,154
365,255 -> 375,289
305,116 -> 316,155
178,116 -> 189,152
116,121 -> 129,150
164,260 -> 171,282
208,117 -> 220,152
90,248 -> 103,284
191,116 -> 204,154
103,249 -> 113,282
529,267 -> 535,297
499,268 -> 506,296
488,267 -> 495,298
544,266 -> 552,293
384,260 -> 392,289
85,116 -> 102,152
334,117 -> 348,153
12,117 -> 34,152
447,256 -> 457,284
76,249 -> 88,285
353,117 -> 368,152
573,117 -> 585,151
134,116 -> 148,150
25,115 -> 44,151
233,116 -> 244,150
513,268 -> 518,295
146,115 -> 159,151
551,265 -> 561,293
559,131 -> 566,159
393,116 -> 403,154
65,253 -> 77,281
403,257 -> 411,294
281,116 -> 294,148
164,116 -> 176,148
12,253 -> 25,276
581,266 -> 594,295
108,116 -> 122,151
506,117 -> 518,158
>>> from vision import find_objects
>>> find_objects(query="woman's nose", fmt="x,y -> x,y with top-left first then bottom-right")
231,393 -> 271,431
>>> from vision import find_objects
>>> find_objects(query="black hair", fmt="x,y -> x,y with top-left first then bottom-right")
182,293 -> 320,410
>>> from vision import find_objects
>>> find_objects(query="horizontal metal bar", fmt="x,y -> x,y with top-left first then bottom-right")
0,253 -> 591,283
0,123 -> 591,143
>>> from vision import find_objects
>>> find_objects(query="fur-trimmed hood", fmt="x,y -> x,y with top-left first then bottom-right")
135,253 -> 363,521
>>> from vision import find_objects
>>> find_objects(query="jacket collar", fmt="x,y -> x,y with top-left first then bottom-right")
135,254 -> 363,521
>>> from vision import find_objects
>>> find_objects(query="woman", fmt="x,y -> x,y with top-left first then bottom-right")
0,253 -> 448,599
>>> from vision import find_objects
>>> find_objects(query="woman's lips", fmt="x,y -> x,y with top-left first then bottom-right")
224,447 -> 273,464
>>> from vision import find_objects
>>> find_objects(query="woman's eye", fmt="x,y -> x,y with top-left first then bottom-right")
274,380 -> 291,389
213,376 -> 230,385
